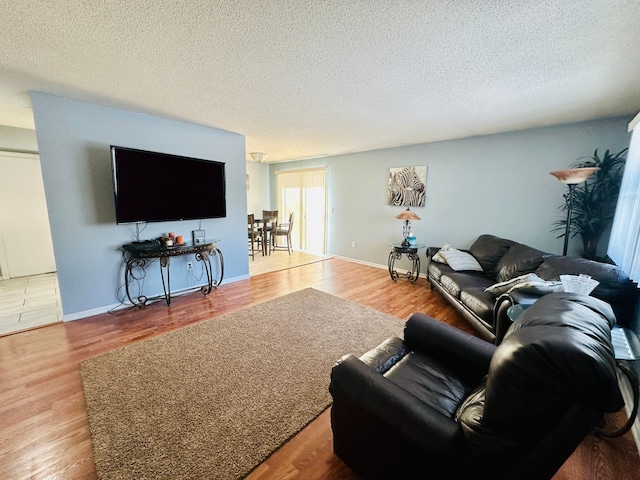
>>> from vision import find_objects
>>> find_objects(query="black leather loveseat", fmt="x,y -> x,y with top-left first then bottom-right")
427,234 -> 637,343
330,293 -> 623,479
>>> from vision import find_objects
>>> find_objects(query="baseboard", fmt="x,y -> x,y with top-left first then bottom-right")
62,273 -> 249,322
332,255 -> 427,278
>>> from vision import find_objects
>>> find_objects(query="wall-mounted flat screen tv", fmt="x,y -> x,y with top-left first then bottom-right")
111,146 -> 226,224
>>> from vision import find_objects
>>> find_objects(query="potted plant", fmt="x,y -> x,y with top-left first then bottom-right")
552,148 -> 628,261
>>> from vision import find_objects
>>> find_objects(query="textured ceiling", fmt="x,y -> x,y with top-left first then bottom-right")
1,1 -> 639,162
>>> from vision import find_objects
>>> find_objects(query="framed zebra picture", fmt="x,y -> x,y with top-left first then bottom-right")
388,166 -> 427,207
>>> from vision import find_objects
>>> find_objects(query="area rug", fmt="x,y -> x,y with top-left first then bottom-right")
81,288 -> 404,479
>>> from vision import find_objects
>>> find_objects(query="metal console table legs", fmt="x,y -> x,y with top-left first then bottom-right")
123,240 -> 224,306
387,243 -> 425,283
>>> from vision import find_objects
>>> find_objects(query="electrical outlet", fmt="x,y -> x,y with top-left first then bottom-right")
352,241 -> 356,248
187,262 -> 193,270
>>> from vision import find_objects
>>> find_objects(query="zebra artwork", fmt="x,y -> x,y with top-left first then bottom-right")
388,166 -> 427,207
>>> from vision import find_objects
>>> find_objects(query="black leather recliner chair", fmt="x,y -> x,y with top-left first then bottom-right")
329,293 -> 623,479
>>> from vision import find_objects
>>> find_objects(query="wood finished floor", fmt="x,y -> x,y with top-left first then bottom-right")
0,258 -> 638,479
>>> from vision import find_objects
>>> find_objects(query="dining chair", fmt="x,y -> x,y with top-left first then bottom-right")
261,210 -> 278,255
247,214 -> 261,260
271,212 -> 294,255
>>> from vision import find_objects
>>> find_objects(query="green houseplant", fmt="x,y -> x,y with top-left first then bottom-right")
553,148 -> 628,261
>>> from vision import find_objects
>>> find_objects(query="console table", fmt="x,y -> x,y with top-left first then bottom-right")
387,243 -> 425,283
122,240 -> 224,306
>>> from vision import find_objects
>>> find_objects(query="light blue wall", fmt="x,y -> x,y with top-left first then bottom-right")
271,117 -> 632,270
246,160 -> 270,216
31,93 -> 248,318
0,125 -> 38,152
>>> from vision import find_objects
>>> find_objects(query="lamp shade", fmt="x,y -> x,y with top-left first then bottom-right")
396,208 -> 421,221
550,167 -> 600,184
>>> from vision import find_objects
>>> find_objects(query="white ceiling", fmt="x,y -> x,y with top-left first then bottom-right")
1,1 -> 639,162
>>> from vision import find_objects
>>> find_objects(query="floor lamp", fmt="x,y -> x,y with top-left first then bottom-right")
550,167 -> 600,256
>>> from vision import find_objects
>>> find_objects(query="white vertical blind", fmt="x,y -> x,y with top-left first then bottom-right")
608,112 -> 640,283
275,167 -> 327,254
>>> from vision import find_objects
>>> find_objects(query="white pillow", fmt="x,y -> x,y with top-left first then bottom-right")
485,273 -> 541,295
432,244 -> 454,263
439,248 -> 483,272
507,280 -> 564,294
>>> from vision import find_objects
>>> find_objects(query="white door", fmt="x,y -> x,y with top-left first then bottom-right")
0,151 -> 56,278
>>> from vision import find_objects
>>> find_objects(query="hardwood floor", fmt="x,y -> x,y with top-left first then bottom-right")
0,258 -> 637,479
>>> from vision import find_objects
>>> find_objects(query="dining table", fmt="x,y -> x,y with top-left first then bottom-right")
255,217 -> 278,255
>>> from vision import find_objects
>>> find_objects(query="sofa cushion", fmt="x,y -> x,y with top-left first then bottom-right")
469,235 -> 515,272
536,256 -> 638,326
455,381 -> 520,469
439,274 -> 462,298
536,255 -> 628,286
385,350 -> 473,417
440,272 -> 493,300
427,260 -> 452,282
494,244 -> 549,282
460,289 -> 495,323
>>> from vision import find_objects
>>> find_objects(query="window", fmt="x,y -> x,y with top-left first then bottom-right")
275,167 -> 327,254
608,112 -> 640,282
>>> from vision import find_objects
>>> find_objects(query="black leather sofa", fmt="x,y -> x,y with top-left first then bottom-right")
427,234 -> 638,343
330,293 -> 623,479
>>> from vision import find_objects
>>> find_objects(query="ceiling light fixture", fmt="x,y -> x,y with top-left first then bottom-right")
249,152 -> 268,163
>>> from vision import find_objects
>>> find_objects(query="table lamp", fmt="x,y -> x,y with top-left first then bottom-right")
395,207 -> 421,247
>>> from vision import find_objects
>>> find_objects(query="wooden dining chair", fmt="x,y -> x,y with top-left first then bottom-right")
271,212 -> 294,255
247,214 -> 261,260
261,210 -> 278,256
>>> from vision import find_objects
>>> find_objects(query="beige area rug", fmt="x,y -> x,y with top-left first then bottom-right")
81,288 -> 404,479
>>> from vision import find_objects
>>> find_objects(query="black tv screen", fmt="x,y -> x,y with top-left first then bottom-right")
111,146 -> 226,224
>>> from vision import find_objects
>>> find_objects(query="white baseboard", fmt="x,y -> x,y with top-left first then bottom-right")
62,273 -> 249,322
332,254 -> 427,278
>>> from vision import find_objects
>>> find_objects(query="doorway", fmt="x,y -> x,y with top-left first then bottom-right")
0,150 -> 61,335
275,167 -> 327,254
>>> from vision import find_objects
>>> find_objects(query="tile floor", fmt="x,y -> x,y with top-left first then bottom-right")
0,273 -> 62,336
248,250 -> 330,277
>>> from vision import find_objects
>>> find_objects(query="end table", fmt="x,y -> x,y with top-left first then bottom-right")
387,243 -> 425,283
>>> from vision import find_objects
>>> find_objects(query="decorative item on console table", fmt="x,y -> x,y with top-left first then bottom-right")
122,239 -> 223,307
192,229 -> 205,245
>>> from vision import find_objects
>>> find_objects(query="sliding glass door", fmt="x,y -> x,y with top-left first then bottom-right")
275,167 -> 327,254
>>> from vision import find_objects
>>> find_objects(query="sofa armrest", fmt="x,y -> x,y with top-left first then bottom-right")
426,246 -> 441,260
358,336 -> 408,374
330,354 -> 465,456
493,292 -> 543,344
403,312 -> 496,383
